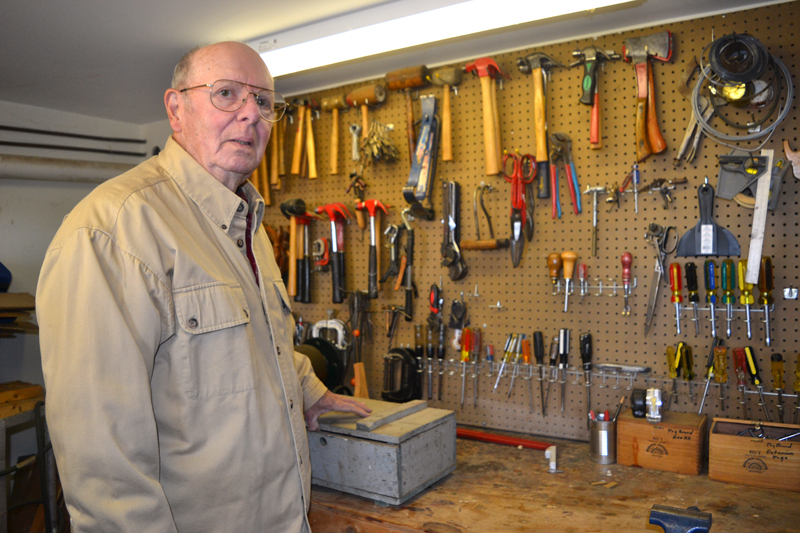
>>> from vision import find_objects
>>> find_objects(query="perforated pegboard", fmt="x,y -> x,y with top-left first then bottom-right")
261,2 -> 800,441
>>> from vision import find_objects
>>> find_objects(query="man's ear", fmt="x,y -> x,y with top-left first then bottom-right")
164,89 -> 183,133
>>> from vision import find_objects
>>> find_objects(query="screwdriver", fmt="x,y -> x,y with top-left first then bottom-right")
485,345 -> 494,378
460,328 -> 471,409
533,331 -> 546,416
493,334 -> 515,392
415,324 -> 425,399
685,262 -> 701,336
426,326 -> 435,399
669,262 -> 683,335
578,263 -> 588,302
437,322 -> 446,401
758,256 -> 774,347
621,253 -> 632,316
559,328 -> 570,412
738,260 -> 754,339
580,333 -> 592,429
733,347 -> 750,419
721,259 -> 736,339
507,335 -> 523,399
704,260 -> 718,338
699,338 -> 723,414
471,329 -> 482,407
678,342 -> 695,402
665,345 -> 678,411
561,251 -> 578,312
744,346 -> 771,421
793,353 -> 800,424
713,344 -> 728,411
521,337 -> 534,413
548,253 -> 563,295
770,353 -> 785,423
543,336 -> 559,416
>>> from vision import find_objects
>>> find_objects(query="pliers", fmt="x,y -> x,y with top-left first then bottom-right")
549,133 -> 582,219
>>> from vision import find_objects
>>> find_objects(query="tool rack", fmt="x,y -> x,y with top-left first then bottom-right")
263,1 -> 800,441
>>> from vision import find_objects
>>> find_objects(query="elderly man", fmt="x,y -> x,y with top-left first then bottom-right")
37,41 -> 370,532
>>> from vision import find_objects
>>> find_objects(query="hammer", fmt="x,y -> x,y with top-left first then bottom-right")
570,46 -> 620,149
356,199 -> 390,299
429,66 -> 463,162
386,65 -> 430,165
321,94 -> 348,175
280,198 -> 307,296
623,31 -> 673,162
517,52 -> 565,198
346,84 -> 387,139
582,185 -> 607,257
465,57 -> 509,175
290,101 -> 307,175
315,202 -> 352,304
294,213 -> 314,303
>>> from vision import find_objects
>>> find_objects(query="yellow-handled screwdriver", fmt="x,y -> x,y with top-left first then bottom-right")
738,260 -> 755,339
771,353 -> 785,423
744,346 -> 771,421
699,338 -> 723,414
758,256 -> 774,347
714,345 -> 728,411
793,353 -> 800,424
665,345 -> 678,410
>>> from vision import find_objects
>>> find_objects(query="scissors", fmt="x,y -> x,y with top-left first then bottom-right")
643,223 -> 679,336
502,152 -> 536,267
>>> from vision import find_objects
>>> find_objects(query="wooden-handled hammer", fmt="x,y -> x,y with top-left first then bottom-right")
386,65 -> 430,166
465,57 -> 509,176
321,95 -> 348,175
346,84 -> 387,139
429,67 -> 463,162
623,31 -> 673,162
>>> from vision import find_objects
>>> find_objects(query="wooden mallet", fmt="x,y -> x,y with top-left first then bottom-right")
429,66 -> 463,162
346,84 -> 386,139
321,94 -> 348,175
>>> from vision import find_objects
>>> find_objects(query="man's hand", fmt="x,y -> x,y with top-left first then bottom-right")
304,391 -> 372,431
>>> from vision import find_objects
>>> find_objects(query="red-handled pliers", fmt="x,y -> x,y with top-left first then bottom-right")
549,133 -> 582,219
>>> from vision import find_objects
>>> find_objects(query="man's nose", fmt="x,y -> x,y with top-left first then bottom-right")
238,92 -> 263,120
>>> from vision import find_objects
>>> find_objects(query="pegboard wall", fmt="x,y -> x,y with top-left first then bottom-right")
261,2 -> 800,441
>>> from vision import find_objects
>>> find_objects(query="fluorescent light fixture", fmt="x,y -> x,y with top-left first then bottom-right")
260,0 -> 633,76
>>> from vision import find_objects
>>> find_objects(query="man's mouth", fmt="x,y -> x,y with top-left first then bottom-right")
231,139 -> 254,147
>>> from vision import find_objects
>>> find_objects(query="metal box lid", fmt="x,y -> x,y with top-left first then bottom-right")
314,399 -> 454,445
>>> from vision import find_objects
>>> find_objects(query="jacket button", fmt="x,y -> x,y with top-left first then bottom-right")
237,239 -> 244,247
290,399 -> 294,409
276,347 -> 282,355
237,203 -> 245,213
221,224 -> 227,230
187,318 -> 198,329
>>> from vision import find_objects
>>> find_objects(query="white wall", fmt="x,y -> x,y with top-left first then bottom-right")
0,101 -> 171,461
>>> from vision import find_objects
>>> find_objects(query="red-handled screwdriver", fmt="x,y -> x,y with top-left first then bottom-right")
669,262 -> 682,335
621,253 -> 632,316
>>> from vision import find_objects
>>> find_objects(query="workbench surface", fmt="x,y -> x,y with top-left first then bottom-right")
309,429 -> 800,533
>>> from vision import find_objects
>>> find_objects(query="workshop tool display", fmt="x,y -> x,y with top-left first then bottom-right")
717,152 -> 790,211
399,208 -> 417,321
673,57 -> 725,166
320,94 -> 348,175
386,65 -> 430,165
346,84 -> 387,139
429,67 -> 463,162
426,283 -> 444,400
507,335 -> 523,399
583,185 -> 607,256
549,133 -> 581,218
517,52 -> 565,197
470,328 -> 482,407
521,336 -> 534,412
356,199 -> 390,299
699,338 -> 723,414
280,198 -> 308,297
315,202 -> 352,303
770,353 -> 785,422
758,256 -> 774,347
547,253 -> 563,295
502,152 -> 535,266
675,180 -> 740,257
304,103 -> 318,179
744,346 -> 771,421
733,347 -> 750,418
745,150 -> 774,284
704,260 -> 719,338
622,31 -> 673,162
665,345 -> 678,411
580,333 -> 592,428
403,95 -> 439,220
441,181 -> 468,280
644,223 -> 678,336
465,57 -> 509,175
570,46 -> 620,149
380,224 -> 403,286
461,183 -> 509,250
561,251 -> 578,312
639,177 -> 688,210
381,347 -> 421,403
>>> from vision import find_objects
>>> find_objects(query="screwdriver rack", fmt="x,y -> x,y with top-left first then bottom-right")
673,303 -> 775,342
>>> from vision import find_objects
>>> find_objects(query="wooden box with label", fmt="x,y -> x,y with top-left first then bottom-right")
308,399 -> 456,505
616,410 -> 707,475
708,418 -> 800,492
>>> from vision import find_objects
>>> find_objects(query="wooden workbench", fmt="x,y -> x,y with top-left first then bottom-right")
309,428 -> 800,532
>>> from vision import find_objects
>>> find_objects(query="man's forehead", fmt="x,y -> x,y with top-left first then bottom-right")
190,43 -> 271,87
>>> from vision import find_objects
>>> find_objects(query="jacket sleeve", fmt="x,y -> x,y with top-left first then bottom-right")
293,349 -> 327,409
37,228 -> 179,533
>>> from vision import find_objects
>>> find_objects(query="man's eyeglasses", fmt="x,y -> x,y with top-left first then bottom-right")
180,79 -> 287,123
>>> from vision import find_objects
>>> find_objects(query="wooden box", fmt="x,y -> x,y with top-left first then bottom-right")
708,418 -> 800,492
616,410 -> 707,475
308,399 -> 456,505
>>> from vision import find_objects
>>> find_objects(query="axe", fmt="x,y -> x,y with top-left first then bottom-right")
386,65 -> 430,166
429,67 -> 463,162
623,31 -> 673,162
321,94 -> 348,175
346,84 -> 387,139
517,52 -> 565,198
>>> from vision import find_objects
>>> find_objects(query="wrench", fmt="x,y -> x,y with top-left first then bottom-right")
349,124 -> 361,161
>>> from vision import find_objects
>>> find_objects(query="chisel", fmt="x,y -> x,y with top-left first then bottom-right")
580,333 -> 592,429
533,331 -> 546,416
558,328 -> 570,412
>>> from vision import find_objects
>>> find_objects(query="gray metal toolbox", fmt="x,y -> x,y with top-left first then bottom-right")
308,399 -> 456,505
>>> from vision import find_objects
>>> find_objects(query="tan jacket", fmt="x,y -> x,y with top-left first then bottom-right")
37,137 -> 327,532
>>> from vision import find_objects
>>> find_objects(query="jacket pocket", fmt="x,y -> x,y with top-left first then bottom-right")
174,282 -> 255,399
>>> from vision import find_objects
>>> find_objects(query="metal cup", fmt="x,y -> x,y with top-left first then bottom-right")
590,419 -> 616,464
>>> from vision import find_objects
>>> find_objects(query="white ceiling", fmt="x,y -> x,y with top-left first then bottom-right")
0,0 -> 786,125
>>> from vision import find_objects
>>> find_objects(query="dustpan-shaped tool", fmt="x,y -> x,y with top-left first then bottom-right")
676,181 -> 740,257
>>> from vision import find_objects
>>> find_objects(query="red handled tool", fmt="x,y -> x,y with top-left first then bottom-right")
503,152 -> 535,268
621,253 -> 632,316
669,262 -> 683,335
